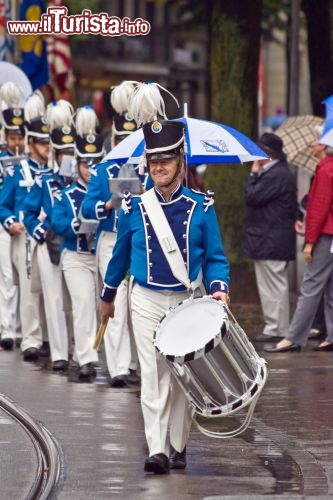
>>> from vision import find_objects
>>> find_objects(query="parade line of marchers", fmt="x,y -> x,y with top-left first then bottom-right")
7,6 -> 151,37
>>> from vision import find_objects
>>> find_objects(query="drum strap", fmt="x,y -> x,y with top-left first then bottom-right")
141,189 -> 202,293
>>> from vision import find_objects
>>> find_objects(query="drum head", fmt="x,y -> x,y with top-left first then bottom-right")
154,295 -> 228,363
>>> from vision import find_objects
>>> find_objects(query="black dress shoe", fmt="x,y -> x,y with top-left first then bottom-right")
308,329 -> 326,340
170,445 -> 186,469
15,338 -> 22,348
110,374 -> 127,388
23,347 -> 40,362
39,341 -> 50,357
0,338 -> 14,351
53,360 -> 69,371
312,343 -> 333,352
127,369 -> 141,386
253,333 -> 284,342
79,363 -> 96,378
144,453 -> 169,474
264,342 -> 301,353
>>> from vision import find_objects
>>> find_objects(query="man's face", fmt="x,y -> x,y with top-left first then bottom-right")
29,139 -> 50,164
149,156 -> 182,189
6,132 -> 25,155
78,160 -> 91,184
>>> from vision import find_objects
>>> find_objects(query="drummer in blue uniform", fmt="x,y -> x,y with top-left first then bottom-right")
99,118 -> 230,474
51,106 -> 104,378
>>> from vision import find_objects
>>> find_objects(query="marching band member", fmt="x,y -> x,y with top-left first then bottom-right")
99,108 -> 230,473
22,96 -> 75,371
81,82 -> 143,387
51,106 -> 104,378
0,87 -> 53,362
0,82 -> 24,351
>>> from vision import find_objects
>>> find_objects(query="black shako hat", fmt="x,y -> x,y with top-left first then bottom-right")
258,132 -> 286,161
2,108 -> 25,133
113,113 -> 138,136
143,120 -> 184,159
25,117 -> 49,140
76,132 -> 104,158
51,124 -> 76,150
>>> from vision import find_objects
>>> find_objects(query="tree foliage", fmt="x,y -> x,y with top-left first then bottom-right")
301,0 -> 333,115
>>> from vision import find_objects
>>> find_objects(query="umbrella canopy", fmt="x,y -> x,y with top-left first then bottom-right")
103,116 -> 268,165
318,95 -> 333,147
275,115 -> 323,173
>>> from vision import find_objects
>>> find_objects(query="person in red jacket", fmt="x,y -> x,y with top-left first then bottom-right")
266,127 -> 333,352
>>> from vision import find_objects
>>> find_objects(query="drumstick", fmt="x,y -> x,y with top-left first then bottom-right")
93,321 -> 108,351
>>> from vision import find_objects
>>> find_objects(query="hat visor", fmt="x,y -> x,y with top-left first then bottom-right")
33,137 -> 50,144
147,152 -> 179,161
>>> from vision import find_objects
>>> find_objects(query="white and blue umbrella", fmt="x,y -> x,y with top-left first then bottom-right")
104,114 -> 268,165
319,95 -> 333,147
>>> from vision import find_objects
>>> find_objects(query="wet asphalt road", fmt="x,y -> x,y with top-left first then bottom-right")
0,303 -> 333,500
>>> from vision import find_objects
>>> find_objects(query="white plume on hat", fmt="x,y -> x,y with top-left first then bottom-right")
129,82 -> 179,128
0,81 -> 22,110
110,81 -> 138,115
46,99 -> 74,132
24,90 -> 45,123
128,82 -> 180,173
75,105 -> 98,137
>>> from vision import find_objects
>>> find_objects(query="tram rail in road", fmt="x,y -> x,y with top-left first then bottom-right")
0,393 -> 63,500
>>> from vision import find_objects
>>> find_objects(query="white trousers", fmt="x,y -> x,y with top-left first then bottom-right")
11,232 -> 43,351
62,250 -> 98,367
0,228 -> 19,340
131,283 -> 193,456
97,231 -> 134,377
36,244 -> 68,361
254,260 -> 290,338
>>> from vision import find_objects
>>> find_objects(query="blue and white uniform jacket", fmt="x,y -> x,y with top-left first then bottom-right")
0,162 -> 3,191
23,172 -> 68,243
0,149 -> 14,190
51,180 -> 95,254
81,159 -> 146,242
0,157 -> 52,231
101,184 -> 230,302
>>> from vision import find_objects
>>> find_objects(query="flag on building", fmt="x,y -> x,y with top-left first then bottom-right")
0,0 -> 14,61
19,0 -> 49,90
46,0 -> 73,101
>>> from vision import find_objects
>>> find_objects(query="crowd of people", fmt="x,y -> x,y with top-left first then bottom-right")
1,74 -> 332,475
0,79 -> 230,474
243,129 -> 333,353
0,80 -> 144,385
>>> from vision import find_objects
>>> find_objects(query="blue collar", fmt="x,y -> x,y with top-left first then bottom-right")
154,183 -> 183,202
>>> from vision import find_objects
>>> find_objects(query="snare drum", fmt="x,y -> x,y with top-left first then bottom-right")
154,295 -> 268,438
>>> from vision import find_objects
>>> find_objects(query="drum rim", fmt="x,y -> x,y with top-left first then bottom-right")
154,295 -> 229,363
